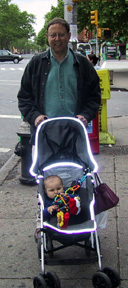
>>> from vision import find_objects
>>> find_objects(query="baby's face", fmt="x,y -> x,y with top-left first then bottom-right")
45,178 -> 64,199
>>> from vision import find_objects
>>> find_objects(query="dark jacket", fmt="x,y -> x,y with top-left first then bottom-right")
17,49 -> 101,144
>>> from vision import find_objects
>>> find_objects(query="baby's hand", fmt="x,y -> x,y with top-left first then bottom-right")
48,205 -> 58,215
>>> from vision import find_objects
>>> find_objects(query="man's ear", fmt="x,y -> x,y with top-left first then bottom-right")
68,32 -> 71,41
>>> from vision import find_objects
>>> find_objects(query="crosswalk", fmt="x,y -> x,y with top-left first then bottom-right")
0,67 -> 24,71
0,115 -> 21,119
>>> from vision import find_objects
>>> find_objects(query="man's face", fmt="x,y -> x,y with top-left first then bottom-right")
47,24 -> 71,56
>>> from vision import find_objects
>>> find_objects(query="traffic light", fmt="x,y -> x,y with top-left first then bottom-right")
90,10 -> 98,27
97,28 -> 102,38
104,30 -> 112,39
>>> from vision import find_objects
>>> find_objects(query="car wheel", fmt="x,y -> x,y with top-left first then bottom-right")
13,58 -> 19,64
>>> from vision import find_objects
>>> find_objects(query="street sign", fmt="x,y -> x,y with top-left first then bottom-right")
67,5 -> 73,11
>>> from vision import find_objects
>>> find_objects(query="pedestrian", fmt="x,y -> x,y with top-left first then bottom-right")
87,53 -> 100,70
17,17 -> 101,146
118,50 -> 121,61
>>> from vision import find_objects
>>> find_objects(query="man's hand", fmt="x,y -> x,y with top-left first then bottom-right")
76,115 -> 88,127
35,115 -> 48,127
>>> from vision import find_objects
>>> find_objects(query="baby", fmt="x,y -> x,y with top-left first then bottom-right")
43,175 -> 81,228
43,175 -> 64,221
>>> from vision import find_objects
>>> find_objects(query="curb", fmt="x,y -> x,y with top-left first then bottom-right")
111,87 -> 128,91
0,153 -> 20,185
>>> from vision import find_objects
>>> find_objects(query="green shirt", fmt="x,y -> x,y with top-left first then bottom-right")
44,48 -> 77,118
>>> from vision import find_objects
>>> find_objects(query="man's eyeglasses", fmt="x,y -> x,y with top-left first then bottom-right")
48,33 -> 67,39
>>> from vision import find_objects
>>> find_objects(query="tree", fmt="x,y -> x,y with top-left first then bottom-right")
0,0 -> 36,49
36,0 -> 128,49
36,0 -> 64,48
77,0 -> 128,42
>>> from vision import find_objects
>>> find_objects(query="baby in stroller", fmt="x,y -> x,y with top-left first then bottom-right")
43,175 -> 81,229
30,117 -> 120,288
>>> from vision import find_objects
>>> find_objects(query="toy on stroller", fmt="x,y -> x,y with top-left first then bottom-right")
30,117 -> 120,288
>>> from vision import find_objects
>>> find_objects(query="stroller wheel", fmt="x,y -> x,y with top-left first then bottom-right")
92,271 -> 112,288
33,274 -> 47,288
45,271 -> 61,288
102,267 -> 121,287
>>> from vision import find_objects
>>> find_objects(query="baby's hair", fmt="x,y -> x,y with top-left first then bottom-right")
43,175 -> 63,191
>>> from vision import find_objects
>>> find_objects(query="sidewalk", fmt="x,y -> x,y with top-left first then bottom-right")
0,115 -> 128,288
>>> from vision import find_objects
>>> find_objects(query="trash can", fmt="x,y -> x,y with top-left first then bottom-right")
97,69 -> 115,145
87,113 -> 99,154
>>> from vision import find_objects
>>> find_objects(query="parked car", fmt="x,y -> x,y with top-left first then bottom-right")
0,49 -> 23,63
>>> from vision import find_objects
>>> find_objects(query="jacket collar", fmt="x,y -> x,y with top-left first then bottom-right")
41,49 -> 50,60
41,48 -> 80,65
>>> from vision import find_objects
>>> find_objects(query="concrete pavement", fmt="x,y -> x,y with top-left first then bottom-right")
0,114 -> 128,288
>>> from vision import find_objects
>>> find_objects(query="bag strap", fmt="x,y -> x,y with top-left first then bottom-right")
94,173 -> 102,186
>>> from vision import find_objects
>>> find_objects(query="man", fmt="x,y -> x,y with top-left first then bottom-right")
17,17 -> 101,145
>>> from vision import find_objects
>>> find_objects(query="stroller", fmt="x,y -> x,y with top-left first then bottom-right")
30,117 -> 120,288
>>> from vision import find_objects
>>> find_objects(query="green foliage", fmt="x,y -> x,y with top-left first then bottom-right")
36,0 -> 64,49
0,0 -> 36,49
36,0 -> 128,49
77,0 -> 128,42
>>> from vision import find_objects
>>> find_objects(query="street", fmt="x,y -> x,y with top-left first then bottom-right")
0,57 -> 30,168
0,57 -> 128,169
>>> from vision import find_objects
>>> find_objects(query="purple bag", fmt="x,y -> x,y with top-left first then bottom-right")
94,173 -> 119,215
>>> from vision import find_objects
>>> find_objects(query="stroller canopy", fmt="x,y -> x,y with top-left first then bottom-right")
30,117 -> 98,177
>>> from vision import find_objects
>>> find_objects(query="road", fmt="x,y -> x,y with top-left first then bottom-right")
0,57 -> 30,168
0,58 -> 128,169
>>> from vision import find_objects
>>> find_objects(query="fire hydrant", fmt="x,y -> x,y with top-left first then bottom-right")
14,119 -> 36,185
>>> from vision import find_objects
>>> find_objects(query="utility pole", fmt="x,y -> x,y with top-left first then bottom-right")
64,0 -> 78,51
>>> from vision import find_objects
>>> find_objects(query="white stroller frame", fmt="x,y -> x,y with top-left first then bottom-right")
30,117 -> 120,288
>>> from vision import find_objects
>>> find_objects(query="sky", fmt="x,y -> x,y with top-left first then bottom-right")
11,0 -> 58,35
